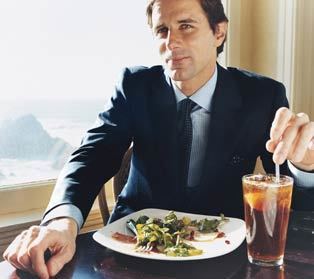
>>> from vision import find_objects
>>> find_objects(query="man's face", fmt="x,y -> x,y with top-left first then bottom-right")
151,0 -> 226,93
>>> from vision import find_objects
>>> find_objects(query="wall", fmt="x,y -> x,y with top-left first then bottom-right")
227,0 -> 279,79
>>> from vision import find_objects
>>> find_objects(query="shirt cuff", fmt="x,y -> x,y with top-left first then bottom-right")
288,160 -> 314,188
41,204 -> 84,232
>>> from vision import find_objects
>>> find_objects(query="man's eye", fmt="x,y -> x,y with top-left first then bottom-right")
180,24 -> 193,30
156,27 -> 168,35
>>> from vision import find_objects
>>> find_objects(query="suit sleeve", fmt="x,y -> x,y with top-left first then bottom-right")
260,82 -> 314,211
43,68 -> 133,223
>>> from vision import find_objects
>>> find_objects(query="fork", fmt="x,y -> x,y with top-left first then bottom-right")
135,243 -> 153,253
126,220 -> 153,252
126,220 -> 138,236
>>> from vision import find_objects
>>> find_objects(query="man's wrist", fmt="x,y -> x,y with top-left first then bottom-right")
290,161 -> 314,172
41,204 -> 84,232
288,160 -> 314,189
46,217 -> 79,237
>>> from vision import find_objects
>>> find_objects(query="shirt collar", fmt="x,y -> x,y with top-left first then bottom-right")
165,65 -> 218,112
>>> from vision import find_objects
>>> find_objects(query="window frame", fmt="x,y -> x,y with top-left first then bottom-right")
0,180 -> 55,225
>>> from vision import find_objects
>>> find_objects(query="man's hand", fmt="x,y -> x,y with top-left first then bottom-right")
3,217 -> 78,279
266,107 -> 314,171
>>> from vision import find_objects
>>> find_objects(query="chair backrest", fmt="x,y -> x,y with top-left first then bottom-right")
98,147 -> 132,225
113,147 -> 132,201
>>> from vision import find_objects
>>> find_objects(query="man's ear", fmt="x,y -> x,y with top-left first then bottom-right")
214,21 -> 228,47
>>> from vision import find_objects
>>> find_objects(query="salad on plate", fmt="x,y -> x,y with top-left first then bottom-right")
112,211 -> 228,257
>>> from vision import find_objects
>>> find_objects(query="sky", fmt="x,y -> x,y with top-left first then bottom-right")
0,0 -> 161,100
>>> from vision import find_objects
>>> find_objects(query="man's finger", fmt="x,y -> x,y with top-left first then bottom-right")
270,111 -> 310,164
3,231 -> 29,271
273,125 -> 299,164
270,107 -> 293,141
290,122 -> 314,162
309,137 -> 314,150
16,226 -> 40,271
266,139 -> 277,153
46,245 -> 74,276
27,230 -> 52,279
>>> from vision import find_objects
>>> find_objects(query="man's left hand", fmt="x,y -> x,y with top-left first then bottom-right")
266,107 -> 314,171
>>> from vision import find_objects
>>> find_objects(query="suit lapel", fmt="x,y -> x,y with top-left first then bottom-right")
199,65 -> 243,187
147,68 -> 182,204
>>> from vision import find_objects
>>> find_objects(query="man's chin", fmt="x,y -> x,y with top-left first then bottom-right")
165,68 -> 188,81
171,71 -> 189,82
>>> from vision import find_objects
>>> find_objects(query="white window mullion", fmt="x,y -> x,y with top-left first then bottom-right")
276,0 -> 296,102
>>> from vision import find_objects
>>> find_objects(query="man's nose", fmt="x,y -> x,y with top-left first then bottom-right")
166,30 -> 180,50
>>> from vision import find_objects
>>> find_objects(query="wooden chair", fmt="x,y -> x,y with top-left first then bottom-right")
97,147 -> 132,224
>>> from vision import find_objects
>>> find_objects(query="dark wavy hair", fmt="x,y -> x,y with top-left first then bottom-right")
146,0 -> 228,55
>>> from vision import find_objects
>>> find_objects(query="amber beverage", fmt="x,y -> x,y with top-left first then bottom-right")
242,174 -> 293,266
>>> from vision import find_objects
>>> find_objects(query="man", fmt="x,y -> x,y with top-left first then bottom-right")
4,0 -> 314,278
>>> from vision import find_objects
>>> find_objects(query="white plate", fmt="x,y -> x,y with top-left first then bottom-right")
93,208 -> 246,261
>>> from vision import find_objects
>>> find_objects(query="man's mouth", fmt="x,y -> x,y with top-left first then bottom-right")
165,56 -> 190,69
166,56 -> 188,63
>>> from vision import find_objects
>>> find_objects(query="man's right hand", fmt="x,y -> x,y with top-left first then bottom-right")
3,217 -> 78,279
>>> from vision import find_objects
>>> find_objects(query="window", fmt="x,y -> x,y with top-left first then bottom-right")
0,0 -> 160,188
0,0 -> 162,221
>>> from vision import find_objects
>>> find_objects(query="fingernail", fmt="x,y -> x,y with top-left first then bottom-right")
309,140 -> 314,150
274,153 -> 284,165
40,273 -> 49,279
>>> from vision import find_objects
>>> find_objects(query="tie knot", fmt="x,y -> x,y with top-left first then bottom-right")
179,98 -> 196,114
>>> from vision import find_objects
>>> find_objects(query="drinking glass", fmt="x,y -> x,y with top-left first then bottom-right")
242,174 -> 293,266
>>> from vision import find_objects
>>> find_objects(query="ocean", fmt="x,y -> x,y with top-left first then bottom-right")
0,99 -> 107,186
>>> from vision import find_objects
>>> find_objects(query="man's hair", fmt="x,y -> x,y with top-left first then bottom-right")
146,0 -> 229,55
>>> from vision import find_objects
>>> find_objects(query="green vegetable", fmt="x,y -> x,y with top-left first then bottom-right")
128,211 -> 228,257
136,215 -> 150,224
164,242 -> 202,257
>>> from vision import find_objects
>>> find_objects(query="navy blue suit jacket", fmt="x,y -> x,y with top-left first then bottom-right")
44,64 -> 314,224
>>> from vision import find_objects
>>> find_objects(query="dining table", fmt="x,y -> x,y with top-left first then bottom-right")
1,210 -> 313,279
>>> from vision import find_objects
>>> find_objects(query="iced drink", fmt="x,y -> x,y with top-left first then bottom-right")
242,174 -> 293,266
